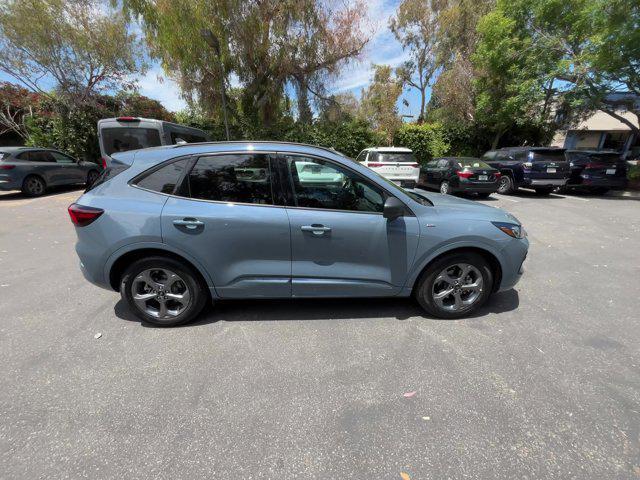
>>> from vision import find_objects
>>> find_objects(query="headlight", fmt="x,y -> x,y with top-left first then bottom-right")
492,221 -> 526,239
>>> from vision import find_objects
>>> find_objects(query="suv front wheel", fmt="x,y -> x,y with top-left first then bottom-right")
121,256 -> 208,327
415,252 -> 493,319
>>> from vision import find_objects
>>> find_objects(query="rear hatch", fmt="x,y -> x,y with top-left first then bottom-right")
528,149 -> 569,178
569,152 -> 627,178
367,151 -> 419,180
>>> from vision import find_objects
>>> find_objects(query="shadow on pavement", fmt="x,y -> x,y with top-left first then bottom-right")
114,288 -> 520,328
0,184 -> 85,201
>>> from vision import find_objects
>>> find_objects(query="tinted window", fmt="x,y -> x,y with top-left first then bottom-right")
376,152 -> 417,163
355,151 -> 366,162
437,159 -> 449,168
23,151 -> 55,162
102,127 -> 161,155
457,158 -> 492,169
170,131 -> 207,144
86,164 -> 130,192
186,154 -> 273,205
51,152 -> 76,163
137,159 -> 189,194
287,155 -> 384,213
531,149 -> 566,161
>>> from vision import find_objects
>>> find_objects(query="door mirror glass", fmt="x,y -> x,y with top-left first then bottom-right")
383,196 -> 404,220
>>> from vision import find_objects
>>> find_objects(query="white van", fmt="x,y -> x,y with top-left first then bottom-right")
355,147 -> 420,188
98,117 -> 210,167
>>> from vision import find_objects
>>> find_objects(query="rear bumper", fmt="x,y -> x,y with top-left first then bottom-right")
0,179 -> 21,191
456,181 -> 499,193
567,176 -> 628,189
524,178 -> 567,187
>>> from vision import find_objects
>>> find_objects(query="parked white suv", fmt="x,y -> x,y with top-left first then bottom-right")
355,147 -> 420,188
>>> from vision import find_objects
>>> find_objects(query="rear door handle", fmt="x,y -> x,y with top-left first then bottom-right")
173,218 -> 204,230
301,224 -> 331,235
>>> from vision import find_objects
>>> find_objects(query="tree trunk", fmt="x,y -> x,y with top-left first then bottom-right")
296,78 -> 313,125
418,88 -> 426,124
491,129 -> 505,150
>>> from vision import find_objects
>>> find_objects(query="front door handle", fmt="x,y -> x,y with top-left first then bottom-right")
173,218 -> 204,230
300,224 -> 331,235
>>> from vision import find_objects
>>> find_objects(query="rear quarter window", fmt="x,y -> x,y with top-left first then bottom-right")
135,158 -> 190,194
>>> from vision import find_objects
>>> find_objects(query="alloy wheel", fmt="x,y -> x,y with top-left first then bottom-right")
497,176 -> 510,194
440,181 -> 450,194
25,177 -> 44,196
431,263 -> 483,312
131,268 -> 191,319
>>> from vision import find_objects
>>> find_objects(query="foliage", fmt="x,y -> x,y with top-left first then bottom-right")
0,0 -> 145,104
114,93 -> 175,122
389,0 -> 438,122
393,123 -> 450,164
0,82 -> 42,141
122,0 -> 368,132
285,119 -> 383,159
358,65 -> 403,145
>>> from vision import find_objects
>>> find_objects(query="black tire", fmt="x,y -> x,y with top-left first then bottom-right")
21,175 -> 46,197
534,187 -> 554,195
120,256 -> 208,327
86,169 -> 100,187
439,180 -> 451,195
591,187 -> 609,195
476,192 -> 492,199
497,175 -> 516,195
414,252 -> 493,319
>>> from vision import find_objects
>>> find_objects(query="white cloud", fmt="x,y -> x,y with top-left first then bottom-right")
136,67 -> 187,112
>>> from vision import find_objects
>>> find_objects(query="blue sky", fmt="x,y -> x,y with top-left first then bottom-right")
0,0 -> 428,119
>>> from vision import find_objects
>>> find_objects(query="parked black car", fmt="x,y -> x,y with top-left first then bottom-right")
0,147 -> 101,197
420,157 -> 501,197
562,150 -> 628,194
481,147 -> 570,195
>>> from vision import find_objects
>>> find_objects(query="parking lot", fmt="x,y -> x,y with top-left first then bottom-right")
1,187 -> 639,479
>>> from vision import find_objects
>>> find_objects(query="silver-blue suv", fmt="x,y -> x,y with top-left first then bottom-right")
69,142 -> 528,326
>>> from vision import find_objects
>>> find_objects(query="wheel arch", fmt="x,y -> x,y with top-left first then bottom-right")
107,246 -> 214,295
409,245 -> 503,295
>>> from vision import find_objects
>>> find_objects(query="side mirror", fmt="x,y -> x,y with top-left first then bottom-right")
383,196 -> 404,220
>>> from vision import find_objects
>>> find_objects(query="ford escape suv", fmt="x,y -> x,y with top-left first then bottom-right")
70,142 -> 528,327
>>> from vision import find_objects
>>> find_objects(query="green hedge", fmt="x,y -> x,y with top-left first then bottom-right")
393,123 -> 450,164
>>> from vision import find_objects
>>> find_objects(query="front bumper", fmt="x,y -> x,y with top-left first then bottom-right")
497,238 -> 529,292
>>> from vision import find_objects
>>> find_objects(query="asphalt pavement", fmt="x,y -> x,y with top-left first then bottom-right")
1,186 -> 639,479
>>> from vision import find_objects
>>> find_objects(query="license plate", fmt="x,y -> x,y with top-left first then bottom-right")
547,168 -> 556,173
478,175 -> 488,181
606,168 -> 616,175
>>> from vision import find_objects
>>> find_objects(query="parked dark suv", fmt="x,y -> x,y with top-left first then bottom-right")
481,147 -> 570,195
562,150 -> 628,194
419,157 -> 500,197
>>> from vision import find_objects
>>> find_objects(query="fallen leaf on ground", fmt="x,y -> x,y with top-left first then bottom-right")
94,332 -> 102,339
403,391 -> 416,398
400,472 -> 411,480
422,416 -> 430,420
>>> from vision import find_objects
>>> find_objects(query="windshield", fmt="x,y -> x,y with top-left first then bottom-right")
457,158 -> 492,169
375,152 -> 417,163
369,169 -> 432,206
102,127 -> 162,156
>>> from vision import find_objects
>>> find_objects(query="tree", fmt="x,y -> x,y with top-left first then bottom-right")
479,0 -> 640,138
358,65 -> 403,144
0,0 -> 145,105
0,82 -> 41,142
389,0 -> 438,123
123,0 -> 368,133
114,92 -> 175,122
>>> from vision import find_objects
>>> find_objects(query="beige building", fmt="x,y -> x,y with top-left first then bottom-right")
551,94 -> 640,159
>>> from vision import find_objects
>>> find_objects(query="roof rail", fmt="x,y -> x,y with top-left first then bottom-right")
170,140 -> 341,156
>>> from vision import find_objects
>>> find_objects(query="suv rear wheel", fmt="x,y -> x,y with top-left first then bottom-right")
121,256 -> 208,327
22,175 -> 46,197
415,252 -> 493,319
497,175 -> 515,195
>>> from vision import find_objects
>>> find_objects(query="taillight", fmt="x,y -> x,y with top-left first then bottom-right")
368,162 -> 384,167
457,170 -> 473,179
101,157 -> 108,169
0,164 -> 16,170
585,162 -> 607,169
116,116 -> 139,122
68,204 -> 104,227
494,172 -> 501,178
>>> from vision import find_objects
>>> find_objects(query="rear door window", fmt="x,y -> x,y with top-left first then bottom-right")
136,158 -> 190,194
51,152 -> 76,164
185,154 -> 274,205
22,151 -> 55,162
102,127 -> 162,155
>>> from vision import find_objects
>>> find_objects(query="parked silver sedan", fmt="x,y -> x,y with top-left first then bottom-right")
0,147 -> 102,196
